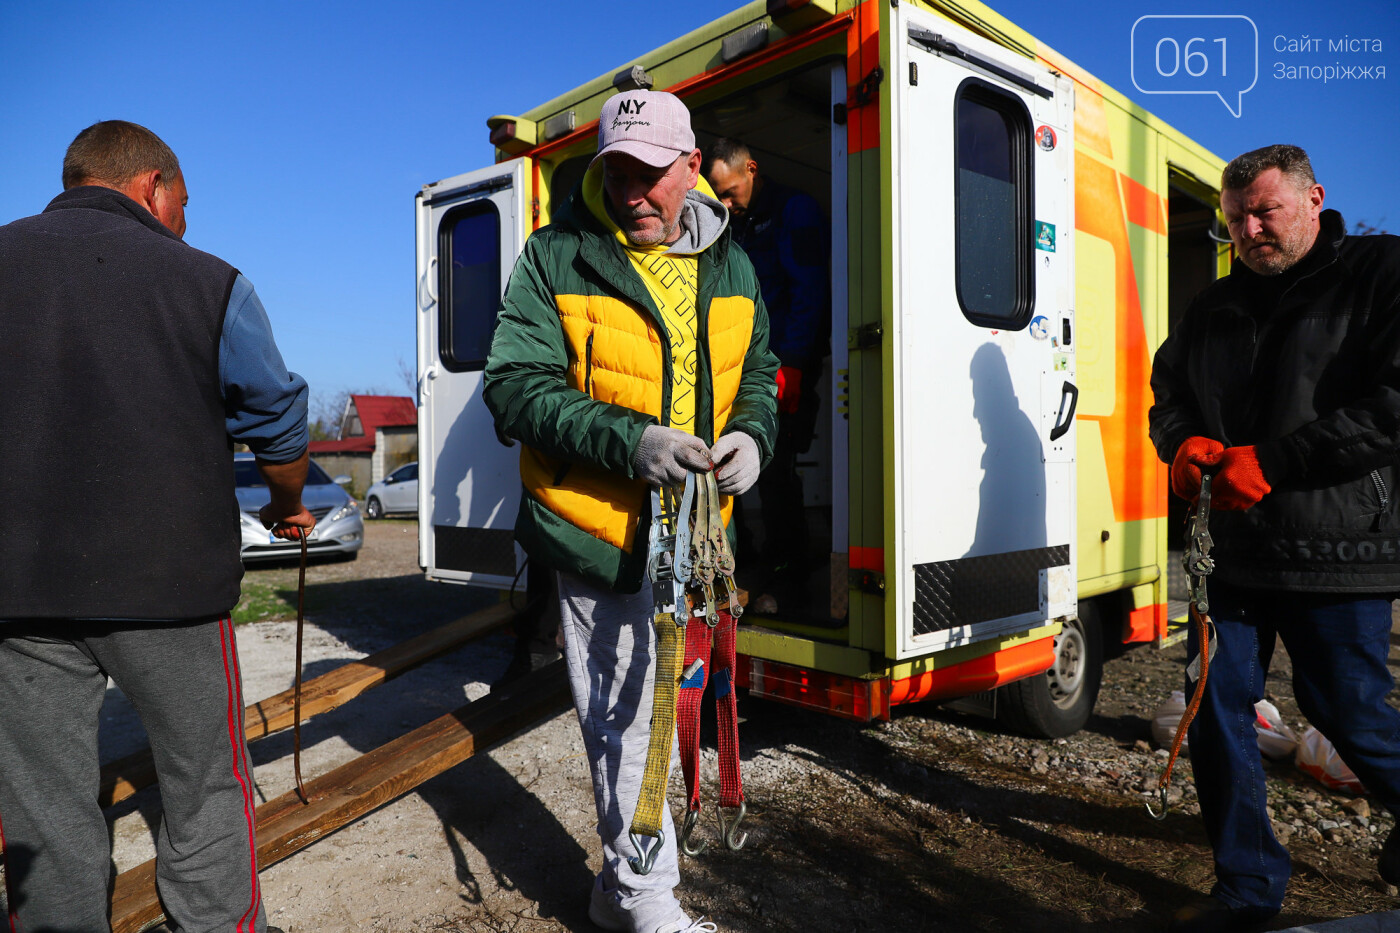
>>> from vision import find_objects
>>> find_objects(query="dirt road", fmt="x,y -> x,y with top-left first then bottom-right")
10,519 -> 1398,931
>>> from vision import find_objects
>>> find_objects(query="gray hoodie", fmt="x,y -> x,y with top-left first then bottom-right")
664,186 -> 729,256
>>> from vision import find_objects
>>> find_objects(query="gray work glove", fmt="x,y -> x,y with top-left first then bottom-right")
711,431 -> 761,495
632,425 -> 713,487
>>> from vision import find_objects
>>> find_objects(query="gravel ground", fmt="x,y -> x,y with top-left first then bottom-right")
4,520 -> 1398,931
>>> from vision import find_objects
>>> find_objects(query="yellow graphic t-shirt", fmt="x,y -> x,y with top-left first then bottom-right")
584,168 -> 701,434
627,249 -> 698,433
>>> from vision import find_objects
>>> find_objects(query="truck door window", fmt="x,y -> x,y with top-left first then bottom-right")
953,78 -> 1034,329
439,200 -> 501,372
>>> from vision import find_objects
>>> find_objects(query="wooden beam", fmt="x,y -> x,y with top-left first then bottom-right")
109,659 -> 571,933
99,601 -> 519,807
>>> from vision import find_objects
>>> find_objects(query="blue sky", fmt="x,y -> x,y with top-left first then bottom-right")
2,1 -> 1394,414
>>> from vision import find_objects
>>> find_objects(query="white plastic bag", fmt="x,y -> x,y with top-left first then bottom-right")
1152,691 -> 1188,750
1252,699 -> 1299,760
1150,693 -> 1298,760
1295,726 -> 1366,794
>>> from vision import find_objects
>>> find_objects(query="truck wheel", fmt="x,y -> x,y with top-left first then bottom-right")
366,497 -> 383,520
996,601 -> 1103,739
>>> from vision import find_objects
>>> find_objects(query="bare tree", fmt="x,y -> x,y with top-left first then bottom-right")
310,382 -> 412,440
396,354 -> 417,397
310,389 -> 351,441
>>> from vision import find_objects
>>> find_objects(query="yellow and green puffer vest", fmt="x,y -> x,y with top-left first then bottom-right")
483,184 -> 780,593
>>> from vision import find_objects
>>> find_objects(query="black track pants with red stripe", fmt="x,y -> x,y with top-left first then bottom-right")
0,618 -> 266,933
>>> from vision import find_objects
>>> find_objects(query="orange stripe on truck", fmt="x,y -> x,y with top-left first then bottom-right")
1124,602 -> 1167,643
887,635 -> 1056,706
846,0 -> 881,155
1075,156 -> 1165,524
849,546 -> 884,573
1119,172 -> 1166,235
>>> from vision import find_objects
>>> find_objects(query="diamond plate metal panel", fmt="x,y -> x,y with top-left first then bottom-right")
912,545 -> 1070,636
434,525 -> 517,577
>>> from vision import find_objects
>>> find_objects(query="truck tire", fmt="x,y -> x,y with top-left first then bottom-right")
996,601 -> 1103,739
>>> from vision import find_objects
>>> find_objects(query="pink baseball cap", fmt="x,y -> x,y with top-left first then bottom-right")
591,90 -> 696,169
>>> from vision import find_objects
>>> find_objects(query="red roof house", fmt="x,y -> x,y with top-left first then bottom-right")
310,395 -> 417,492
310,394 -> 416,454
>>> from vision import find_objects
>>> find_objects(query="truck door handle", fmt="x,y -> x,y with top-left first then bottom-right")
418,256 -> 439,309
1049,380 -> 1078,442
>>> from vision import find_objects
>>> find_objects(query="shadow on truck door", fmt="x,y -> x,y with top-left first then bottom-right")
966,342 -> 1047,558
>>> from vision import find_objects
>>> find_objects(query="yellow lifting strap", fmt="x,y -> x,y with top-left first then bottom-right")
628,478 -> 696,875
632,604 -> 684,836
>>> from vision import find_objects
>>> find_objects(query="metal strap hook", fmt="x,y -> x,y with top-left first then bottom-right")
679,807 -> 708,857
627,830 -> 665,876
1146,785 -> 1170,821
717,801 -> 748,851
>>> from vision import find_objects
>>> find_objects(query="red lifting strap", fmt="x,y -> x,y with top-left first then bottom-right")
676,607 -> 745,855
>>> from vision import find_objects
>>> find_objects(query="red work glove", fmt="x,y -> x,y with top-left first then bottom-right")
1210,445 -> 1271,511
775,365 -> 802,415
1170,436 -> 1224,501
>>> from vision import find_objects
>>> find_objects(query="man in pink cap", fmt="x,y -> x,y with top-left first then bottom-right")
484,89 -> 779,933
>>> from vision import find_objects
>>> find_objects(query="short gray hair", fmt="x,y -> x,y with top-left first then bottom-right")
62,120 -> 181,190
1221,144 -> 1315,193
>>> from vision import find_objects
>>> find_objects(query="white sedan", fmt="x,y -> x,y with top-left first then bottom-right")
364,461 -> 418,519
234,453 -> 362,561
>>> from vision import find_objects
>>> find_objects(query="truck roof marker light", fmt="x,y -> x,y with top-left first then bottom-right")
540,111 -> 577,142
486,115 -> 537,155
613,65 -> 654,92
721,22 -> 769,63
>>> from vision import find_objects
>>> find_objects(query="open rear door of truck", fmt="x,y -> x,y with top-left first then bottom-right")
890,8 -> 1077,659
416,159 -> 530,588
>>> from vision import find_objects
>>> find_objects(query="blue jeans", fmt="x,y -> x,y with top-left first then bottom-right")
1187,582 -> 1400,915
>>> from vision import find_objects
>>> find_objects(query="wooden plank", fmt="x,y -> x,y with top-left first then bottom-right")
109,659 -> 571,933
99,601 -> 518,807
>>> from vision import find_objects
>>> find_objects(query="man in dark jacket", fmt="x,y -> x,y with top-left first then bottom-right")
704,138 -> 829,614
0,121 -> 311,933
484,91 -> 777,933
1149,144 -> 1400,932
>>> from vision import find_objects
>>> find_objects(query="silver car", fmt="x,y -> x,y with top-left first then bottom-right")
234,453 -> 363,561
364,461 -> 418,519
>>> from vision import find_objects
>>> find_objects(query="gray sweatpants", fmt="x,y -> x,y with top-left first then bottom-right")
0,618 -> 267,933
556,571 -> 687,933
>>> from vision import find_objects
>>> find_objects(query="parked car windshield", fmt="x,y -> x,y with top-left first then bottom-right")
235,459 -> 334,488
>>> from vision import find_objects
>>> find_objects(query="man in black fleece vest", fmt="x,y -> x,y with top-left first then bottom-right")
0,121 -> 311,933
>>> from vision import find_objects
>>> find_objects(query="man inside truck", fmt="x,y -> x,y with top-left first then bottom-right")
704,138 -> 829,615
483,89 -> 778,933
1149,144 -> 1400,932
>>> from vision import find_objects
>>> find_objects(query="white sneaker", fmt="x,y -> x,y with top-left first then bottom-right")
654,919 -> 718,933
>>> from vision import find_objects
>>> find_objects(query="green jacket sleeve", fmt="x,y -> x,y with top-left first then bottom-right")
483,232 -> 657,476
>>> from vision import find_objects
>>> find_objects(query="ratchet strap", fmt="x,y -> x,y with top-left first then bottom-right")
628,481 -> 694,874
629,471 -> 747,874
677,472 -> 746,857
1148,472 -> 1216,820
